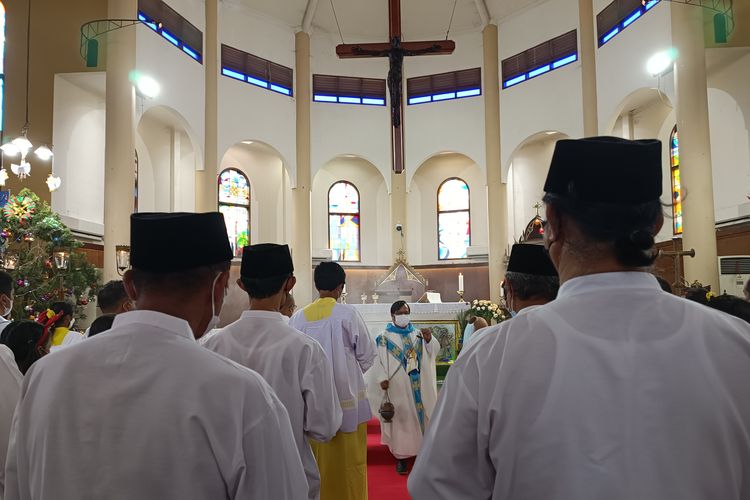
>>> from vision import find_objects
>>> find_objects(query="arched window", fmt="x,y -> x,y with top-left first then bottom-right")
670,126 -> 682,235
328,181 -> 360,262
218,168 -> 250,257
438,178 -> 471,260
0,2 -> 6,134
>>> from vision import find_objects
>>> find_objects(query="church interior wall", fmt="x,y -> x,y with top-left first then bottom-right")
595,2 -> 675,135
135,24 -> 206,160
219,143 -> 288,246
2,0 -> 106,200
407,153 -> 488,266
403,32 -> 487,184
218,3 -> 297,183
506,136 -> 560,244
51,73 -> 106,237
497,0 -> 583,175
311,157 -> 391,266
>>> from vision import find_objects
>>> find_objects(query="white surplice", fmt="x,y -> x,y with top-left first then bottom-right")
201,310 -> 342,500
4,310 -> 307,500
409,272 -> 750,500
0,345 -> 21,498
290,302 -> 377,432
371,326 -> 438,459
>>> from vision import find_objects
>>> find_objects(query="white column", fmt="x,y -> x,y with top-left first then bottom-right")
578,0 -> 599,136
196,0 -> 218,212
671,2 -> 719,290
293,31 -> 313,305
483,24 -> 508,305
103,0 -> 137,281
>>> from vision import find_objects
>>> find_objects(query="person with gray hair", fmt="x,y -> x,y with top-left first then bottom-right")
502,243 -> 559,317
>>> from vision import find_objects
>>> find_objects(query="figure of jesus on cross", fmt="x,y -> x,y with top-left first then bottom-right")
336,0 -> 455,173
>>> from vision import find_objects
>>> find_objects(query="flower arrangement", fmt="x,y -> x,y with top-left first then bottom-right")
469,299 -> 507,323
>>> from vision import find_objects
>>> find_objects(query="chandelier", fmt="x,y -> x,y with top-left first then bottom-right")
0,0 -> 59,191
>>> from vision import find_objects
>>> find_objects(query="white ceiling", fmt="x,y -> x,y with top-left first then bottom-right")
229,0 -> 545,40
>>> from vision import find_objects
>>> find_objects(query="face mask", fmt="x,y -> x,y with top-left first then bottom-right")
394,314 -> 411,328
509,310 -> 517,318
1,297 -> 12,318
204,273 -> 224,336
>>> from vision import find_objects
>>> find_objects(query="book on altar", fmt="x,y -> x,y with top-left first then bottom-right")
417,291 -> 442,303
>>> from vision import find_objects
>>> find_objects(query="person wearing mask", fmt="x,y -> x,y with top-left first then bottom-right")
280,292 -> 296,319
4,212 -> 307,500
202,243 -> 342,500
502,243 -> 559,317
409,137 -> 750,499
0,271 -> 15,334
96,280 -> 134,315
373,301 -> 439,475
290,261 -> 377,500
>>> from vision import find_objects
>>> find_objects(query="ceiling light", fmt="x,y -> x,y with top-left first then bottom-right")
646,48 -> 678,77
241,140 -> 254,145
0,143 -> 20,157
35,145 -> 54,160
11,135 -> 33,154
545,131 -> 556,135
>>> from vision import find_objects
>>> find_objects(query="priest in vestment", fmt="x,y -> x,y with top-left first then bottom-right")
373,300 -> 438,474
5,212 -> 307,500
290,261 -> 377,500
202,243 -> 342,500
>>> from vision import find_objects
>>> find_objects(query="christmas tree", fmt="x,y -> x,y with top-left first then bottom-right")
0,189 -> 100,320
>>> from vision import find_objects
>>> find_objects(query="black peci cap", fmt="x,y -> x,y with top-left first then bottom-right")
130,212 -> 233,273
241,243 -> 294,279
507,244 -> 558,276
544,137 -> 662,204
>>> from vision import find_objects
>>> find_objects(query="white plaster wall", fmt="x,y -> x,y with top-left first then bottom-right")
51,73 -> 106,235
407,153 -> 488,265
310,32 -> 391,185
404,32 -> 486,186
219,145 -> 289,245
135,22 -> 205,163
596,1 -> 675,135
311,157 -> 390,266
218,2 -> 297,182
507,138 -> 558,244
498,0 -> 583,174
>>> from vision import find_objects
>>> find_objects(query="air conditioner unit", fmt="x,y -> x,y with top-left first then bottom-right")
718,255 -> 750,296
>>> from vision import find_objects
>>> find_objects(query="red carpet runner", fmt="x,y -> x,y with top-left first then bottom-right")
367,418 -> 411,500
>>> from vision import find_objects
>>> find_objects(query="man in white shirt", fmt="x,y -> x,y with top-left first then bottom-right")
0,345 -> 21,496
290,261 -> 377,500
4,212 -> 307,500
409,137 -> 750,500
501,243 -> 559,317
202,243 -> 342,500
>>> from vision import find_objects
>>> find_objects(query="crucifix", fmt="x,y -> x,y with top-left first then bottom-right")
336,0 -> 455,173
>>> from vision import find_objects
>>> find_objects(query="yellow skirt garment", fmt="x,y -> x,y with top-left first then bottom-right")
311,423 -> 368,500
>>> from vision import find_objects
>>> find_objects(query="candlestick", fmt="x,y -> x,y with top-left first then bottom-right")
360,293 -> 368,304
458,273 -> 464,291
457,290 -> 466,304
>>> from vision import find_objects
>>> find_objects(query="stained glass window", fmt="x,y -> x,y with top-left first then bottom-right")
328,181 -> 360,262
670,126 -> 682,235
438,178 -> 471,260
0,2 -> 5,133
218,168 -> 250,257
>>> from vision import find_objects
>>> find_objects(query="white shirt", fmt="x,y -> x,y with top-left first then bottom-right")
4,310 -> 307,500
0,345 -> 21,497
291,302 -> 377,433
201,310 -> 342,500
409,272 -> 750,500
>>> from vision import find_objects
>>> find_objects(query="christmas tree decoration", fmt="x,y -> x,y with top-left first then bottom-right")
0,189 -> 99,319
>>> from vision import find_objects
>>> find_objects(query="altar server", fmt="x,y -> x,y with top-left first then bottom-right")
202,243 -> 342,500
0,345 -> 21,495
290,261 -> 377,500
409,137 -> 750,500
373,301 -> 438,475
4,212 -> 307,500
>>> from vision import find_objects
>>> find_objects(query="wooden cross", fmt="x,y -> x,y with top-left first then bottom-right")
336,0 -> 455,173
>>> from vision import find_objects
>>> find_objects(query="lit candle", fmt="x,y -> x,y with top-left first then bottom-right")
458,273 -> 464,291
